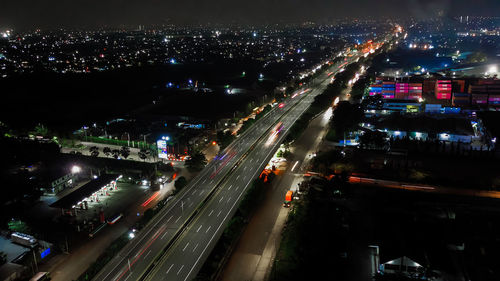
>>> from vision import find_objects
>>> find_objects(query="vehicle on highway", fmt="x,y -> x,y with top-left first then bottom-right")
283,190 -> 293,207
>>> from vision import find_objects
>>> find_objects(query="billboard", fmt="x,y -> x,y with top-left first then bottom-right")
157,136 -> 170,159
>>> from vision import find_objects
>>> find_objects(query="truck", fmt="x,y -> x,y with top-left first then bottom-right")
11,232 -> 37,248
283,190 -> 293,207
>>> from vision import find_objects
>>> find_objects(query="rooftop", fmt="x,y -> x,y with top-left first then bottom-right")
374,114 -> 474,136
50,174 -> 121,209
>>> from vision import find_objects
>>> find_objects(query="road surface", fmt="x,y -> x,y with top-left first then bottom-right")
93,50 -> 362,281
142,60 -> 359,281
91,65 -> 336,281
221,107 -> 333,281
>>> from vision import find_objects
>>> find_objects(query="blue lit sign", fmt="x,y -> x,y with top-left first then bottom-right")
41,248 -> 50,259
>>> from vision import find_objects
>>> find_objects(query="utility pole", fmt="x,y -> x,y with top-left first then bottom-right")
65,235 -> 69,254
32,250 -> 38,272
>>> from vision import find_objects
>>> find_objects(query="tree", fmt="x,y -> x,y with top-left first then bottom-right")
312,150 -> 343,173
185,151 -> 207,172
351,76 -> 371,100
89,146 -> 99,157
148,145 -> 157,161
8,219 -> 31,234
120,146 -> 130,159
174,176 -> 188,192
359,130 -> 388,149
361,94 -> 384,110
111,149 -> 120,159
143,208 -> 155,222
138,148 -> 149,162
331,101 -> 363,140
33,123 -> 49,136
465,51 -> 487,64
103,147 -> 111,156
217,130 -> 235,150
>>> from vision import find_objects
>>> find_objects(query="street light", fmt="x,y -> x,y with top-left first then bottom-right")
71,165 -> 81,174
488,65 -> 497,74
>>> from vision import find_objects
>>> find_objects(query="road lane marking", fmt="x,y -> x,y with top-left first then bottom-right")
182,137 -> 281,281
236,175 -> 240,180
144,250 -> 151,259
244,166 -> 247,171
192,190 -> 197,195
166,264 -> 174,274
182,243 -> 190,252
227,197 -> 232,203
196,225 -> 202,232
189,202 -> 193,207
217,210 -> 222,217
208,210 -> 214,216
175,216 -> 181,223
104,56 -> 341,281
219,196 -> 224,203
177,264 -> 185,275
199,190 -> 204,195
228,185 -> 232,190
115,225 -> 166,281
161,230 -> 168,240
193,243 -> 199,252
167,215 -> 173,222
206,226 -> 211,233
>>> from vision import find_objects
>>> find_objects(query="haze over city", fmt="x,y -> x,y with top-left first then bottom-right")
1,1 -> 500,281
2,0 -> 500,29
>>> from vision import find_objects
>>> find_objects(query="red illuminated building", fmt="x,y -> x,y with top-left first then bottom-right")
435,80 -> 452,100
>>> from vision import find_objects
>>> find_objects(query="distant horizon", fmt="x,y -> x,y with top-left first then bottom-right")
1,15 -> 499,33
2,0 -> 500,31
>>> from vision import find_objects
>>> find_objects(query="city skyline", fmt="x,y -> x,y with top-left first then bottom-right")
2,3 -> 500,281
2,0 -> 500,30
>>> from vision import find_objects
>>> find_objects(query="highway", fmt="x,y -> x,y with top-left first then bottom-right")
142,59 -> 359,281
92,84 -> 309,281
92,50 -> 359,281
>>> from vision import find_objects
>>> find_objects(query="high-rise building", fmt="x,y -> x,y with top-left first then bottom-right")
408,83 -> 423,100
435,80 -> 452,100
394,83 -> 422,100
395,82 -> 408,99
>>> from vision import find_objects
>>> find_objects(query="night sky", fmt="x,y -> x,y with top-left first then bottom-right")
1,0 -> 499,30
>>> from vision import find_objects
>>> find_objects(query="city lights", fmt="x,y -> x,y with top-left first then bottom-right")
71,165 -> 81,174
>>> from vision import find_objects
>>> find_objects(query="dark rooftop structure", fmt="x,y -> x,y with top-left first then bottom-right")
375,114 -> 474,136
50,174 -> 121,209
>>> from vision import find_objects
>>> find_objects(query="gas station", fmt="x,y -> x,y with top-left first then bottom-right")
50,174 -> 122,216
